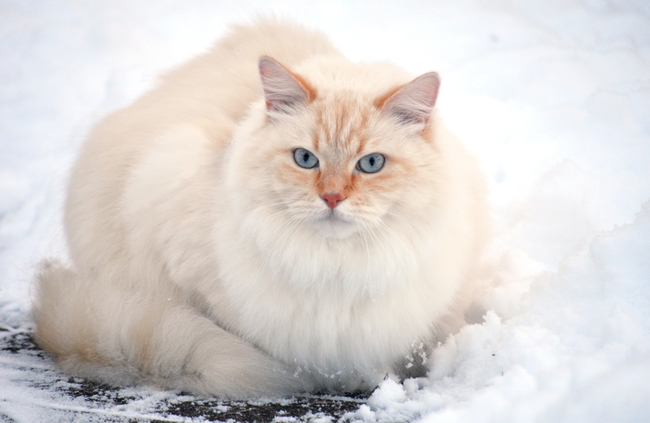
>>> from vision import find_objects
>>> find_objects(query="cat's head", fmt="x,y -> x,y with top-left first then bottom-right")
227,56 -> 445,241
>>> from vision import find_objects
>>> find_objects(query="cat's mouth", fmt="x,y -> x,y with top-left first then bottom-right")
314,210 -> 357,239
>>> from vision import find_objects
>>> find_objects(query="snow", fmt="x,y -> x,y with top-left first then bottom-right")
1,0 -> 649,421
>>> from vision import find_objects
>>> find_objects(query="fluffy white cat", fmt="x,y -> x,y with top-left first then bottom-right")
33,19 -> 489,398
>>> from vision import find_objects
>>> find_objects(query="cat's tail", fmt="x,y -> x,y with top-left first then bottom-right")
32,260 -> 305,398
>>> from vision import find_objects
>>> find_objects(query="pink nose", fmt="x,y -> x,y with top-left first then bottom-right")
321,192 -> 345,209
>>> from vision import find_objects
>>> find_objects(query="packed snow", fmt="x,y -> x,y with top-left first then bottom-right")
1,0 -> 649,421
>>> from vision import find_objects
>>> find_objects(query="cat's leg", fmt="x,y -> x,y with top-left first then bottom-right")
146,298 -> 306,398
33,260 -> 305,398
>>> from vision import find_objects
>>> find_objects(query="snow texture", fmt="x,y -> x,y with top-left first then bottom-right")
1,0 -> 650,421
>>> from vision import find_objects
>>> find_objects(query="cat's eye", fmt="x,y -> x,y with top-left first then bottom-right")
293,148 -> 319,169
356,153 -> 385,174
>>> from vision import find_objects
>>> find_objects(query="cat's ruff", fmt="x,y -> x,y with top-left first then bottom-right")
33,19 -> 489,398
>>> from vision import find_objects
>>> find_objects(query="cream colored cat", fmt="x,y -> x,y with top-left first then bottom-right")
33,19 -> 489,398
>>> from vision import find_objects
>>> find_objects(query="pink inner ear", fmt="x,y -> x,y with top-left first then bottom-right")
259,57 -> 314,112
382,72 -> 440,127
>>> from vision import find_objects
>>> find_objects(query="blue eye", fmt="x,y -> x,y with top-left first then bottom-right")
356,153 -> 385,173
293,148 -> 319,169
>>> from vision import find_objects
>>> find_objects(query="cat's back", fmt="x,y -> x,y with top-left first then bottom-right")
149,19 -> 341,126
86,19 -> 340,144
65,19 -> 340,270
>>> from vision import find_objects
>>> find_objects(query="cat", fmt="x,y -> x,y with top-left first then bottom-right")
32,18 -> 489,399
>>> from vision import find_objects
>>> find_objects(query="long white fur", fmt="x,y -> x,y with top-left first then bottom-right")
32,19 -> 489,398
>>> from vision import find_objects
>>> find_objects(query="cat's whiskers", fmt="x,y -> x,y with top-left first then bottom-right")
245,198 -> 309,227
253,198 -> 300,215
382,207 -> 424,226
277,216 -> 308,258
260,212 -> 308,272
232,201 -> 310,270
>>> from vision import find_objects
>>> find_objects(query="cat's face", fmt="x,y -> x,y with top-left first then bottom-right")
228,58 -> 442,241
266,97 -> 427,239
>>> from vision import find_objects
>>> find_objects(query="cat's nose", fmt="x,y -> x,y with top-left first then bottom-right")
321,192 -> 346,209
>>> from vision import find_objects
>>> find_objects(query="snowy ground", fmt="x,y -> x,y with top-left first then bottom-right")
2,0 -> 650,421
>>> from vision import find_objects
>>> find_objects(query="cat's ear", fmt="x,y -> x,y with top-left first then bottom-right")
378,72 -> 440,129
259,57 -> 315,114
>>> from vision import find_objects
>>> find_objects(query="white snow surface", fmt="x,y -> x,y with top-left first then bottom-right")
1,0 -> 650,421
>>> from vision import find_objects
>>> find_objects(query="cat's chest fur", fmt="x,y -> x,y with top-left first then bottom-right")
207,201 -> 460,387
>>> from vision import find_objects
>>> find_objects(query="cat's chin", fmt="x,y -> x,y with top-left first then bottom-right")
313,213 -> 359,239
